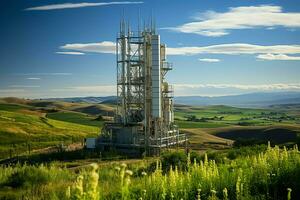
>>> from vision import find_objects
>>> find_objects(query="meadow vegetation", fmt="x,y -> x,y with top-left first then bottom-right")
0,101 -> 102,159
1,98 -> 300,199
0,144 -> 299,199
1,99 -> 299,159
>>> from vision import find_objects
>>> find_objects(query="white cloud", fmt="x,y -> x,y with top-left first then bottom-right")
174,83 -> 300,90
167,5 -> 300,36
198,58 -> 220,62
61,41 -> 300,56
167,43 -> 300,56
52,83 -> 300,97
56,51 -> 85,55
257,53 -> 300,61
44,73 -> 72,76
60,41 -> 116,54
9,85 -> 40,88
59,41 -> 300,61
25,1 -> 143,11
26,77 -> 41,80
16,73 -> 72,76
1,83 -> 300,98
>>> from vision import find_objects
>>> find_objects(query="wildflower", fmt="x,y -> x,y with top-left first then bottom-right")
223,188 -> 228,200
121,163 -> 127,168
267,141 -> 271,149
115,166 -> 121,172
125,169 -> 133,176
66,186 -> 71,199
210,189 -> 217,200
141,171 -> 147,176
294,144 -> 298,151
197,188 -> 201,200
287,188 -> 292,200
142,189 -> 146,197
170,192 -> 174,199
86,163 -> 100,200
90,163 -> 98,171
187,153 -> 191,170
73,175 -> 84,199
236,175 -> 241,200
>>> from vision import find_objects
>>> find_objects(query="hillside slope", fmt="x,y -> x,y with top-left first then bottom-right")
0,100 -> 105,159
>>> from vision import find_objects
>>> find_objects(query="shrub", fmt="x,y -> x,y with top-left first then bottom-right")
4,165 -> 50,188
233,138 -> 266,147
160,151 -> 187,171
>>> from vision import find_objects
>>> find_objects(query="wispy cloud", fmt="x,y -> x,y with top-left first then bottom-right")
198,58 -> 220,62
26,77 -> 41,80
25,1 -> 143,11
257,53 -> 300,61
16,73 -> 72,76
166,5 -> 300,37
53,83 -> 300,97
174,83 -> 300,90
60,41 -> 116,54
59,41 -> 300,61
9,85 -> 40,88
167,43 -> 300,56
56,51 -> 85,55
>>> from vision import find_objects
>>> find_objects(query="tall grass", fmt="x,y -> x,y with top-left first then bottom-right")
0,144 -> 299,199
0,163 -> 73,199
68,144 -> 300,199
143,143 -> 299,200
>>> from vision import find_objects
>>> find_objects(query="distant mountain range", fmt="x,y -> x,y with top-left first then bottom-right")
43,96 -> 116,104
175,92 -> 300,107
42,92 -> 300,108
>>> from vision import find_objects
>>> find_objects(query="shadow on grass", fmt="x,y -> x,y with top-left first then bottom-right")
0,148 -> 137,165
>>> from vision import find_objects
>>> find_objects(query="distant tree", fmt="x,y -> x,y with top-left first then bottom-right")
186,115 -> 197,121
95,115 -> 103,121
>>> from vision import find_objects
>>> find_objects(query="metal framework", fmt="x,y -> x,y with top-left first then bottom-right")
99,20 -> 187,155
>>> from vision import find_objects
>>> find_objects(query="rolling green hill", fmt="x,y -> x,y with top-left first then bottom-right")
0,99 -> 112,159
0,108 -> 100,159
1,97 -> 300,160
175,104 -> 300,148
174,104 -> 300,127
46,111 -> 104,127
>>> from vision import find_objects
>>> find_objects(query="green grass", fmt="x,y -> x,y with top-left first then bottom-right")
0,101 -> 106,159
0,110 -> 100,159
0,103 -> 30,112
174,105 -> 300,128
1,101 -> 299,159
47,111 -> 104,127
0,145 -> 299,200
176,120 -> 228,128
0,99 -> 299,199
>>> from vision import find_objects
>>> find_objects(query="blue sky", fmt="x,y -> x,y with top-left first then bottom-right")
0,0 -> 300,98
